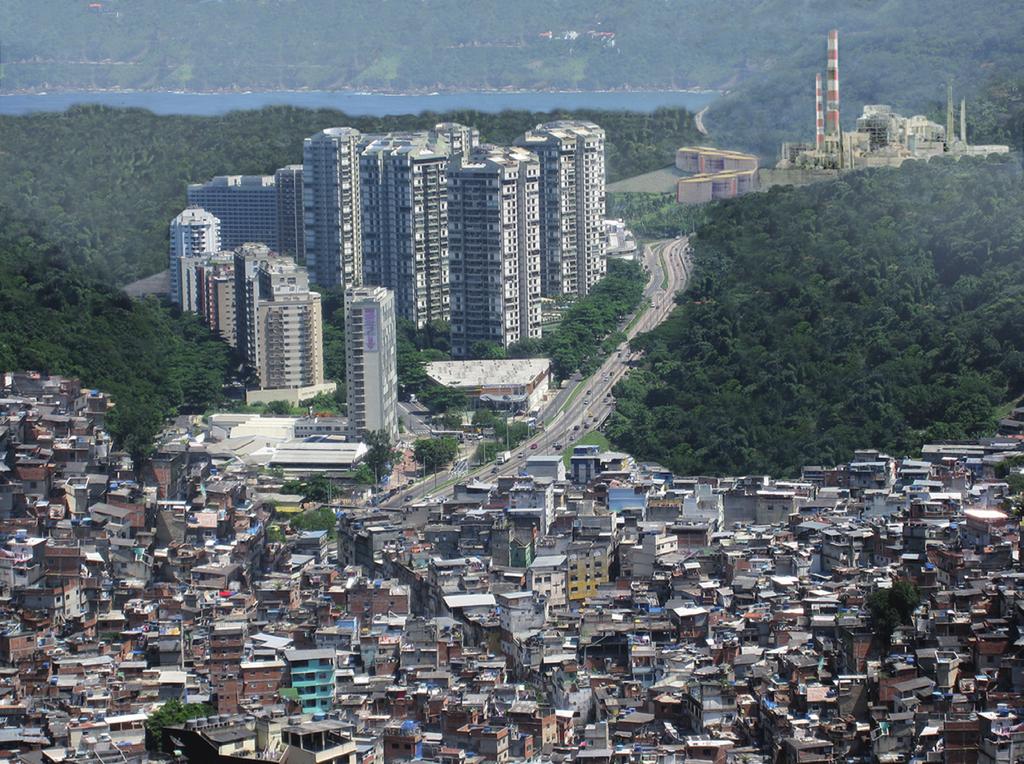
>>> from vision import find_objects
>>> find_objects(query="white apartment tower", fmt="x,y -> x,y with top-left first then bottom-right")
303,127 -> 363,289
360,132 -> 450,327
169,206 -> 221,305
447,145 -> 542,359
233,244 -> 325,393
344,286 -> 398,442
186,175 -> 279,251
517,120 -> 607,297
434,122 -> 480,159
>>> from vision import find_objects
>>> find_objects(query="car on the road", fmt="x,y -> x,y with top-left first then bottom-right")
530,443 -> 538,449
491,467 -> 498,473
573,424 -> 581,431
403,493 -> 413,501
554,443 -> 563,450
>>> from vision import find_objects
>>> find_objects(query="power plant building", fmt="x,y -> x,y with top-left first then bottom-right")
775,29 -> 1009,177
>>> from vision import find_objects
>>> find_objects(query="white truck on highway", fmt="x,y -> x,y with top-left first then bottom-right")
497,450 -> 511,464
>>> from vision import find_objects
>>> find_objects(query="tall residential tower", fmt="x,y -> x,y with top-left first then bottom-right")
186,175 -> 279,251
344,286 -> 398,442
169,207 -> 221,305
233,244 -> 326,397
360,132 -> 450,327
274,165 -> 305,263
447,145 -> 542,359
303,127 -> 363,289
517,120 -> 607,298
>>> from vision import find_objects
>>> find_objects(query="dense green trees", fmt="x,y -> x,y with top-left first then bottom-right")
0,212 -> 232,465
363,429 -> 400,485
288,506 -> 339,534
0,106 -> 700,282
413,437 -> 460,472
512,259 -> 645,379
608,156 -> 1024,476
867,581 -> 920,648
144,700 -> 214,752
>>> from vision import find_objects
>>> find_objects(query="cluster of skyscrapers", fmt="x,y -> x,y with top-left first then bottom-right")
168,119 -> 607,440
170,120 -> 606,342
176,241 -> 334,406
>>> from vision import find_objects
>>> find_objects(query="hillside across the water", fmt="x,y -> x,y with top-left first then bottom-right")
607,156 -> 1024,476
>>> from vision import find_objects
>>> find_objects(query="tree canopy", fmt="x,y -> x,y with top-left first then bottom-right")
867,580 -> 921,648
144,699 -> 214,752
608,156 -> 1024,476
0,212 -> 232,464
413,437 -> 459,472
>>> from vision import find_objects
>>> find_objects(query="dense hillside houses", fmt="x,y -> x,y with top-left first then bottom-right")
1,371 -> 1023,763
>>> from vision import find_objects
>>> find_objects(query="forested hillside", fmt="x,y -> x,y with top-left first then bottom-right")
607,157 -> 1024,476
0,213 -> 232,463
0,105 -> 698,282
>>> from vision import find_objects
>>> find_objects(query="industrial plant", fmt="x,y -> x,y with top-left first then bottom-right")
773,29 -> 1009,178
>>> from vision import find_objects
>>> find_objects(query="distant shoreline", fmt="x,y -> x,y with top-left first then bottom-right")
0,88 -> 721,118
0,86 -> 722,98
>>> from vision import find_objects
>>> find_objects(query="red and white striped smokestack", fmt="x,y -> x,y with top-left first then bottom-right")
826,29 -> 840,135
815,72 -> 825,150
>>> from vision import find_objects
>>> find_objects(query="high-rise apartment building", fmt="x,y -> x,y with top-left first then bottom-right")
434,122 -> 479,159
169,207 -> 221,305
448,145 -> 542,359
186,175 -> 279,251
360,132 -> 449,327
274,164 -> 305,263
517,120 -> 607,297
180,252 -> 237,347
232,244 -> 326,396
344,286 -> 398,442
303,127 -> 363,289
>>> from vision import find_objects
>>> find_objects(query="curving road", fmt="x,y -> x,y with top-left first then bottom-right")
381,236 -> 692,509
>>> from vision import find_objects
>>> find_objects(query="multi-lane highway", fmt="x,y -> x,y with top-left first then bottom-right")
381,235 -> 691,508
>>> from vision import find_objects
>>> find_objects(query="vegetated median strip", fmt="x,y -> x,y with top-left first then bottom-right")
659,247 -> 670,290
558,378 -> 589,415
623,297 -> 652,336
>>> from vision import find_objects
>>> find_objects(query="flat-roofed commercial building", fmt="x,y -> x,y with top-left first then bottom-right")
424,358 -> 551,412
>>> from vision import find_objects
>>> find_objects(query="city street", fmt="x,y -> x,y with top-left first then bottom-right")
380,236 -> 692,509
